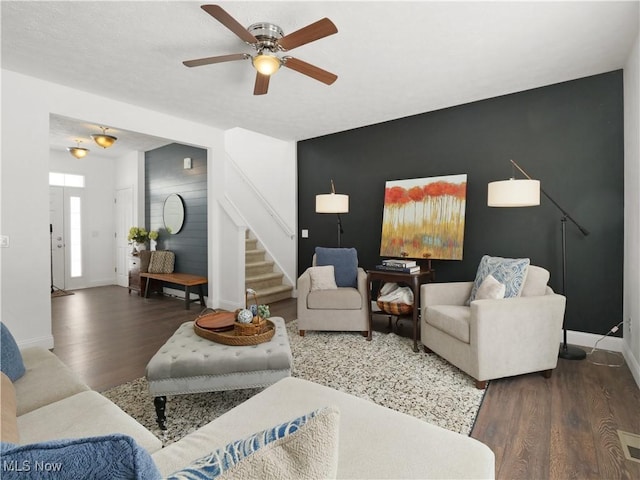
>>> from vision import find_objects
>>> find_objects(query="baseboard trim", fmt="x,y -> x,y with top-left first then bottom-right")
622,343 -> 640,389
18,334 -> 54,350
565,329 -> 623,352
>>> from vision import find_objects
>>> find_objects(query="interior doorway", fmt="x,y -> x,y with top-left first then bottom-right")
115,186 -> 133,287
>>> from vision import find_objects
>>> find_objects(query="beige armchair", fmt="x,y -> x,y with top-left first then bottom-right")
297,256 -> 369,338
420,265 -> 566,389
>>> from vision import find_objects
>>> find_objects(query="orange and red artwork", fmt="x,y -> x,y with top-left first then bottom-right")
380,174 -> 467,260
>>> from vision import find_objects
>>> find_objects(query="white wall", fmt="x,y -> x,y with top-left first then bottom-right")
1,72 -> 52,348
0,69 -> 233,347
114,150 -> 145,226
623,32 -> 640,387
224,127 -> 297,286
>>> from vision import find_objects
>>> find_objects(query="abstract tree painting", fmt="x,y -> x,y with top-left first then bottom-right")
380,174 -> 467,260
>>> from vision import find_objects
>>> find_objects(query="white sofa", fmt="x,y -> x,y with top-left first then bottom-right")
4,346 -> 495,479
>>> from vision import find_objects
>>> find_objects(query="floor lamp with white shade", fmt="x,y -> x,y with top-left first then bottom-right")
488,159 -> 590,360
315,179 -> 349,247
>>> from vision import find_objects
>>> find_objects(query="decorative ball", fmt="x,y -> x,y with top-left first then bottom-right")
236,309 -> 253,324
257,304 -> 270,319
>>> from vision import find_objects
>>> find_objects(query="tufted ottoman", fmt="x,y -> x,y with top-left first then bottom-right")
145,317 -> 292,429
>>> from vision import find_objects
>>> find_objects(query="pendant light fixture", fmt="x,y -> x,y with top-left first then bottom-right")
67,140 -> 89,159
91,126 -> 117,149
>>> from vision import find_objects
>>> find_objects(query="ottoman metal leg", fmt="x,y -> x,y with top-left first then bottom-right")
154,396 -> 167,430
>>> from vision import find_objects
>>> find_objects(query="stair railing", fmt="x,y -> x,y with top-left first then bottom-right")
225,153 -> 295,240
222,194 -> 296,289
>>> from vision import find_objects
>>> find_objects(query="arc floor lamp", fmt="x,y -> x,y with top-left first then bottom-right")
488,159 -> 589,360
316,179 -> 349,247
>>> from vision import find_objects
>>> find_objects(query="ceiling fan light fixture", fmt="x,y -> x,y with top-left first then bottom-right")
91,126 -> 117,149
67,140 -> 89,159
252,53 -> 281,76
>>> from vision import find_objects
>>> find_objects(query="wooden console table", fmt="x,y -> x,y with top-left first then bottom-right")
140,272 -> 207,310
366,268 -> 435,352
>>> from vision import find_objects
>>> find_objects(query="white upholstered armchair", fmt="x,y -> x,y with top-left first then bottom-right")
420,265 -> 566,389
297,248 -> 369,338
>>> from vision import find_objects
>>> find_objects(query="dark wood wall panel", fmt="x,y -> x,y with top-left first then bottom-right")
297,71 -> 624,336
145,143 -> 208,278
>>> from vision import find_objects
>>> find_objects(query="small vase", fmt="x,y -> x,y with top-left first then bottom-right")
136,243 -> 147,251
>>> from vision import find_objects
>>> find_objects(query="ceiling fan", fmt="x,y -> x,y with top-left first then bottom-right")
183,4 -> 338,95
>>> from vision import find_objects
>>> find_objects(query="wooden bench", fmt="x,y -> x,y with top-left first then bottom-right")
140,272 -> 207,310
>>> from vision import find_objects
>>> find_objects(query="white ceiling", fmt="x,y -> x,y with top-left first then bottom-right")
2,1 -> 638,155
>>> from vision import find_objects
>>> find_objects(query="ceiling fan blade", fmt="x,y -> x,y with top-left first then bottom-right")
278,18 -> 337,51
201,4 -> 257,44
283,57 -> 337,85
183,53 -> 249,68
254,73 -> 270,95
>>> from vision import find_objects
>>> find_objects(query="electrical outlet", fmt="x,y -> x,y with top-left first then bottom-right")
0,235 -> 9,248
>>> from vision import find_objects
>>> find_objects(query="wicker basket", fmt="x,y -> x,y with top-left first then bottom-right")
376,300 -> 413,316
234,317 -> 268,336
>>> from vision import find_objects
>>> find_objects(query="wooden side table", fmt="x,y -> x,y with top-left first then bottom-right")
366,268 -> 435,352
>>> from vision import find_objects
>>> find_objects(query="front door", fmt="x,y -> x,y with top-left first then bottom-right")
49,186 -> 86,290
49,187 -> 65,290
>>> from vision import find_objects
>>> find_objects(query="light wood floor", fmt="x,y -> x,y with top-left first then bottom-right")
51,286 -> 640,479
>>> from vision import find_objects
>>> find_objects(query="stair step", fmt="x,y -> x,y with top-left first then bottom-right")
254,285 -> 294,305
246,272 -> 284,291
244,231 -> 292,304
246,260 -> 275,276
246,249 -> 265,263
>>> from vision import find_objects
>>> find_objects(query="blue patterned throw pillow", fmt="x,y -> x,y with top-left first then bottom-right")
0,434 -> 161,480
166,406 -> 340,479
468,255 -> 530,304
1,322 -> 25,381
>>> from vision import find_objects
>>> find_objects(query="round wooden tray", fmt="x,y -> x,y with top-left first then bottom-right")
194,319 -> 276,346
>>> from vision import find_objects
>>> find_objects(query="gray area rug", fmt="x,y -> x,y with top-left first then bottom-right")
103,320 -> 485,446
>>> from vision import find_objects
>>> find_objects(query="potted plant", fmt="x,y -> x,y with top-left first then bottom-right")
127,227 -> 158,252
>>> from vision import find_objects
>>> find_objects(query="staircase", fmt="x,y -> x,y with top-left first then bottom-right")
245,232 -> 293,305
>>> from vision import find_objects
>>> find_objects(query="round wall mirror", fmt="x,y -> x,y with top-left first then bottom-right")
163,194 -> 185,234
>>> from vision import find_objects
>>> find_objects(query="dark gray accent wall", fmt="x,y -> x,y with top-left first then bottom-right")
297,71 -> 623,336
145,143 -> 207,278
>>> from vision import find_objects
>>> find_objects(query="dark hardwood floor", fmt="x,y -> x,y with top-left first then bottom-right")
51,286 -> 639,479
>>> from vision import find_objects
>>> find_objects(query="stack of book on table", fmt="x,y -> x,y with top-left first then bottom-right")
375,259 -> 421,273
